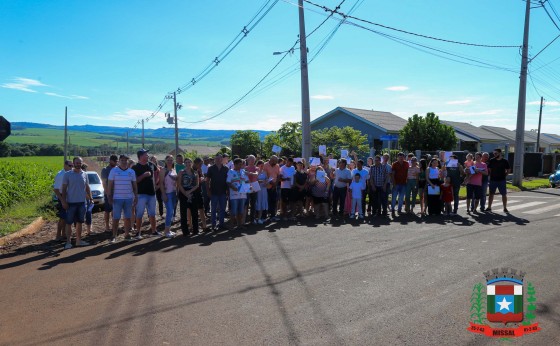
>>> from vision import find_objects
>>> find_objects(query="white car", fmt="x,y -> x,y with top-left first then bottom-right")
86,171 -> 105,206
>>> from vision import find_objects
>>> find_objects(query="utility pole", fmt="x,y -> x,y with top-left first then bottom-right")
174,92 -> 179,157
142,119 -> 145,148
536,96 -> 544,152
512,0 -> 531,187
64,106 -> 68,162
299,0 -> 311,162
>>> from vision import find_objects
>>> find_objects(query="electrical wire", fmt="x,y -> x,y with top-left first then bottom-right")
541,0 -> 560,31
303,0 -> 521,48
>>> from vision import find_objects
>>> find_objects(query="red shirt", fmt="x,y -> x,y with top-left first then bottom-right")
441,184 -> 454,203
391,161 -> 409,185
245,165 -> 258,183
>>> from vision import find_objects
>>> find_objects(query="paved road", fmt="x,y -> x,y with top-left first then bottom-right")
1,189 -> 559,345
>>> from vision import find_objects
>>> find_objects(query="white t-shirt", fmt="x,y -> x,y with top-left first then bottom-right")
350,180 -> 365,199
279,165 -> 296,189
334,168 -> 352,188
201,163 -> 208,175
352,168 -> 369,183
226,169 -> 248,199
53,169 -> 68,191
108,167 -> 137,200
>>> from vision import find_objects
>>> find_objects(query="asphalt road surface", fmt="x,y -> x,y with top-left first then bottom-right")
1,189 -> 559,345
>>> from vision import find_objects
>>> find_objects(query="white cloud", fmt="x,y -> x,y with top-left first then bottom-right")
186,105 -> 199,110
311,94 -> 334,100
385,86 -> 409,91
1,77 -> 48,93
446,99 -> 472,105
45,92 -> 89,100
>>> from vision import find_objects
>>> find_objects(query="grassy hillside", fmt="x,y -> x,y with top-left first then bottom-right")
6,128 -> 224,147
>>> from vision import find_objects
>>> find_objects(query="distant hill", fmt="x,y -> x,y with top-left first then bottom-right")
11,122 -> 271,141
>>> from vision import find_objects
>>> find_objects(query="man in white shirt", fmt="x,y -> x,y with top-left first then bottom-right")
331,158 -> 352,218
107,154 -> 138,242
279,157 -> 296,220
53,160 -> 73,240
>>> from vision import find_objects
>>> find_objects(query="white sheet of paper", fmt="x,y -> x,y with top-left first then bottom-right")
316,170 -> 326,183
239,183 -> 251,193
427,185 -> 440,195
319,145 -> 327,156
329,159 -> 338,168
272,145 -> 282,153
341,149 -> 348,158
250,181 -> 261,192
310,157 -> 321,166
447,159 -> 458,167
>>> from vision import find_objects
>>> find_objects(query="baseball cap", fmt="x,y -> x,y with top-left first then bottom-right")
137,148 -> 149,158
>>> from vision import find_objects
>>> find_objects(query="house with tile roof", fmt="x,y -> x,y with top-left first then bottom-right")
480,125 -> 537,152
441,121 -> 510,153
310,107 -> 408,151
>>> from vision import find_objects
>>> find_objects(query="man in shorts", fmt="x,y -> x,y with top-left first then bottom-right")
107,154 -> 138,242
133,148 -> 159,238
486,148 -> 511,213
101,154 -> 118,232
61,157 -> 92,249
53,160 -> 73,240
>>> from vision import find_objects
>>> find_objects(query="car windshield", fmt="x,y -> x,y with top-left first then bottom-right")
87,173 -> 101,184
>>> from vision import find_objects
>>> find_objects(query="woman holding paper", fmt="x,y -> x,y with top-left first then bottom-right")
226,158 -> 249,229
426,158 -> 443,215
310,166 -> 330,219
255,160 -> 268,224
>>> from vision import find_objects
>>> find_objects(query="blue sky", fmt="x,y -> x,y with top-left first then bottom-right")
1,0 -> 560,134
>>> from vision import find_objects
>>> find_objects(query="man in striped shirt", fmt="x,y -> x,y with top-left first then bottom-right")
107,154 -> 138,242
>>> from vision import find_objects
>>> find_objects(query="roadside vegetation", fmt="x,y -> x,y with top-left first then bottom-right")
0,156 -> 62,236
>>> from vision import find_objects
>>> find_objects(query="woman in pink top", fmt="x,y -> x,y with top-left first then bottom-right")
466,152 -> 487,213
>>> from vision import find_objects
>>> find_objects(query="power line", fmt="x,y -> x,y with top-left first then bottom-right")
541,0 -> 560,31
303,0 -> 521,48
133,0 -> 280,129
530,33 -> 560,61
178,0 -> 356,126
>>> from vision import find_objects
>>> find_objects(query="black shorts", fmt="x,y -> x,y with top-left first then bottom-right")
103,194 -> 113,213
418,180 -> 426,189
313,196 -> 328,204
281,188 -> 292,203
56,200 -> 67,219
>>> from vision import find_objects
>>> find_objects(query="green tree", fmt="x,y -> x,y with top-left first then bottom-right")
312,126 -> 369,157
263,122 -> 302,157
230,130 -> 261,157
399,112 -> 457,151
0,142 -> 10,157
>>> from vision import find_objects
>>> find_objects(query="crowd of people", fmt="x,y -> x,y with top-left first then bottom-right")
52,147 -> 511,249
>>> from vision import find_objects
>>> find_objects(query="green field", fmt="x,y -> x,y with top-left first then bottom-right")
0,156 -> 63,236
6,128 -> 223,147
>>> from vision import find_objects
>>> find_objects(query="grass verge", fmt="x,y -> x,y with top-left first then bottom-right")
0,196 -> 57,237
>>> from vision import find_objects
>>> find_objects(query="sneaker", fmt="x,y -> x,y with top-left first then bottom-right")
165,232 -> 174,238
135,234 -> 143,240
504,208 -> 509,213
64,242 -> 73,250
77,240 -> 90,247
151,231 -> 163,237
111,237 -> 118,243
485,207 -> 492,212
349,215 -> 355,219
124,235 -> 132,241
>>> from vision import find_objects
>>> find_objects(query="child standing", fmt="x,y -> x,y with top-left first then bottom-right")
349,173 -> 365,219
440,176 -> 454,215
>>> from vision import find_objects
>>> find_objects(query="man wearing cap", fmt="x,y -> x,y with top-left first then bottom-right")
107,154 -> 138,242
132,148 -> 159,238
53,160 -> 73,240
101,154 -> 118,232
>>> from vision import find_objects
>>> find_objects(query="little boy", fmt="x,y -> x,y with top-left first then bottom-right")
349,173 -> 365,219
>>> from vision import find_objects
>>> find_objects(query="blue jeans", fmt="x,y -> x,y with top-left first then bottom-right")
164,192 -> 177,227
405,179 -> 418,211
391,184 -> 406,212
211,194 -> 227,227
113,198 -> 133,219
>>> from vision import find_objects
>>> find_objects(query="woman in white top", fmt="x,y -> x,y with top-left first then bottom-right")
159,155 -> 177,238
